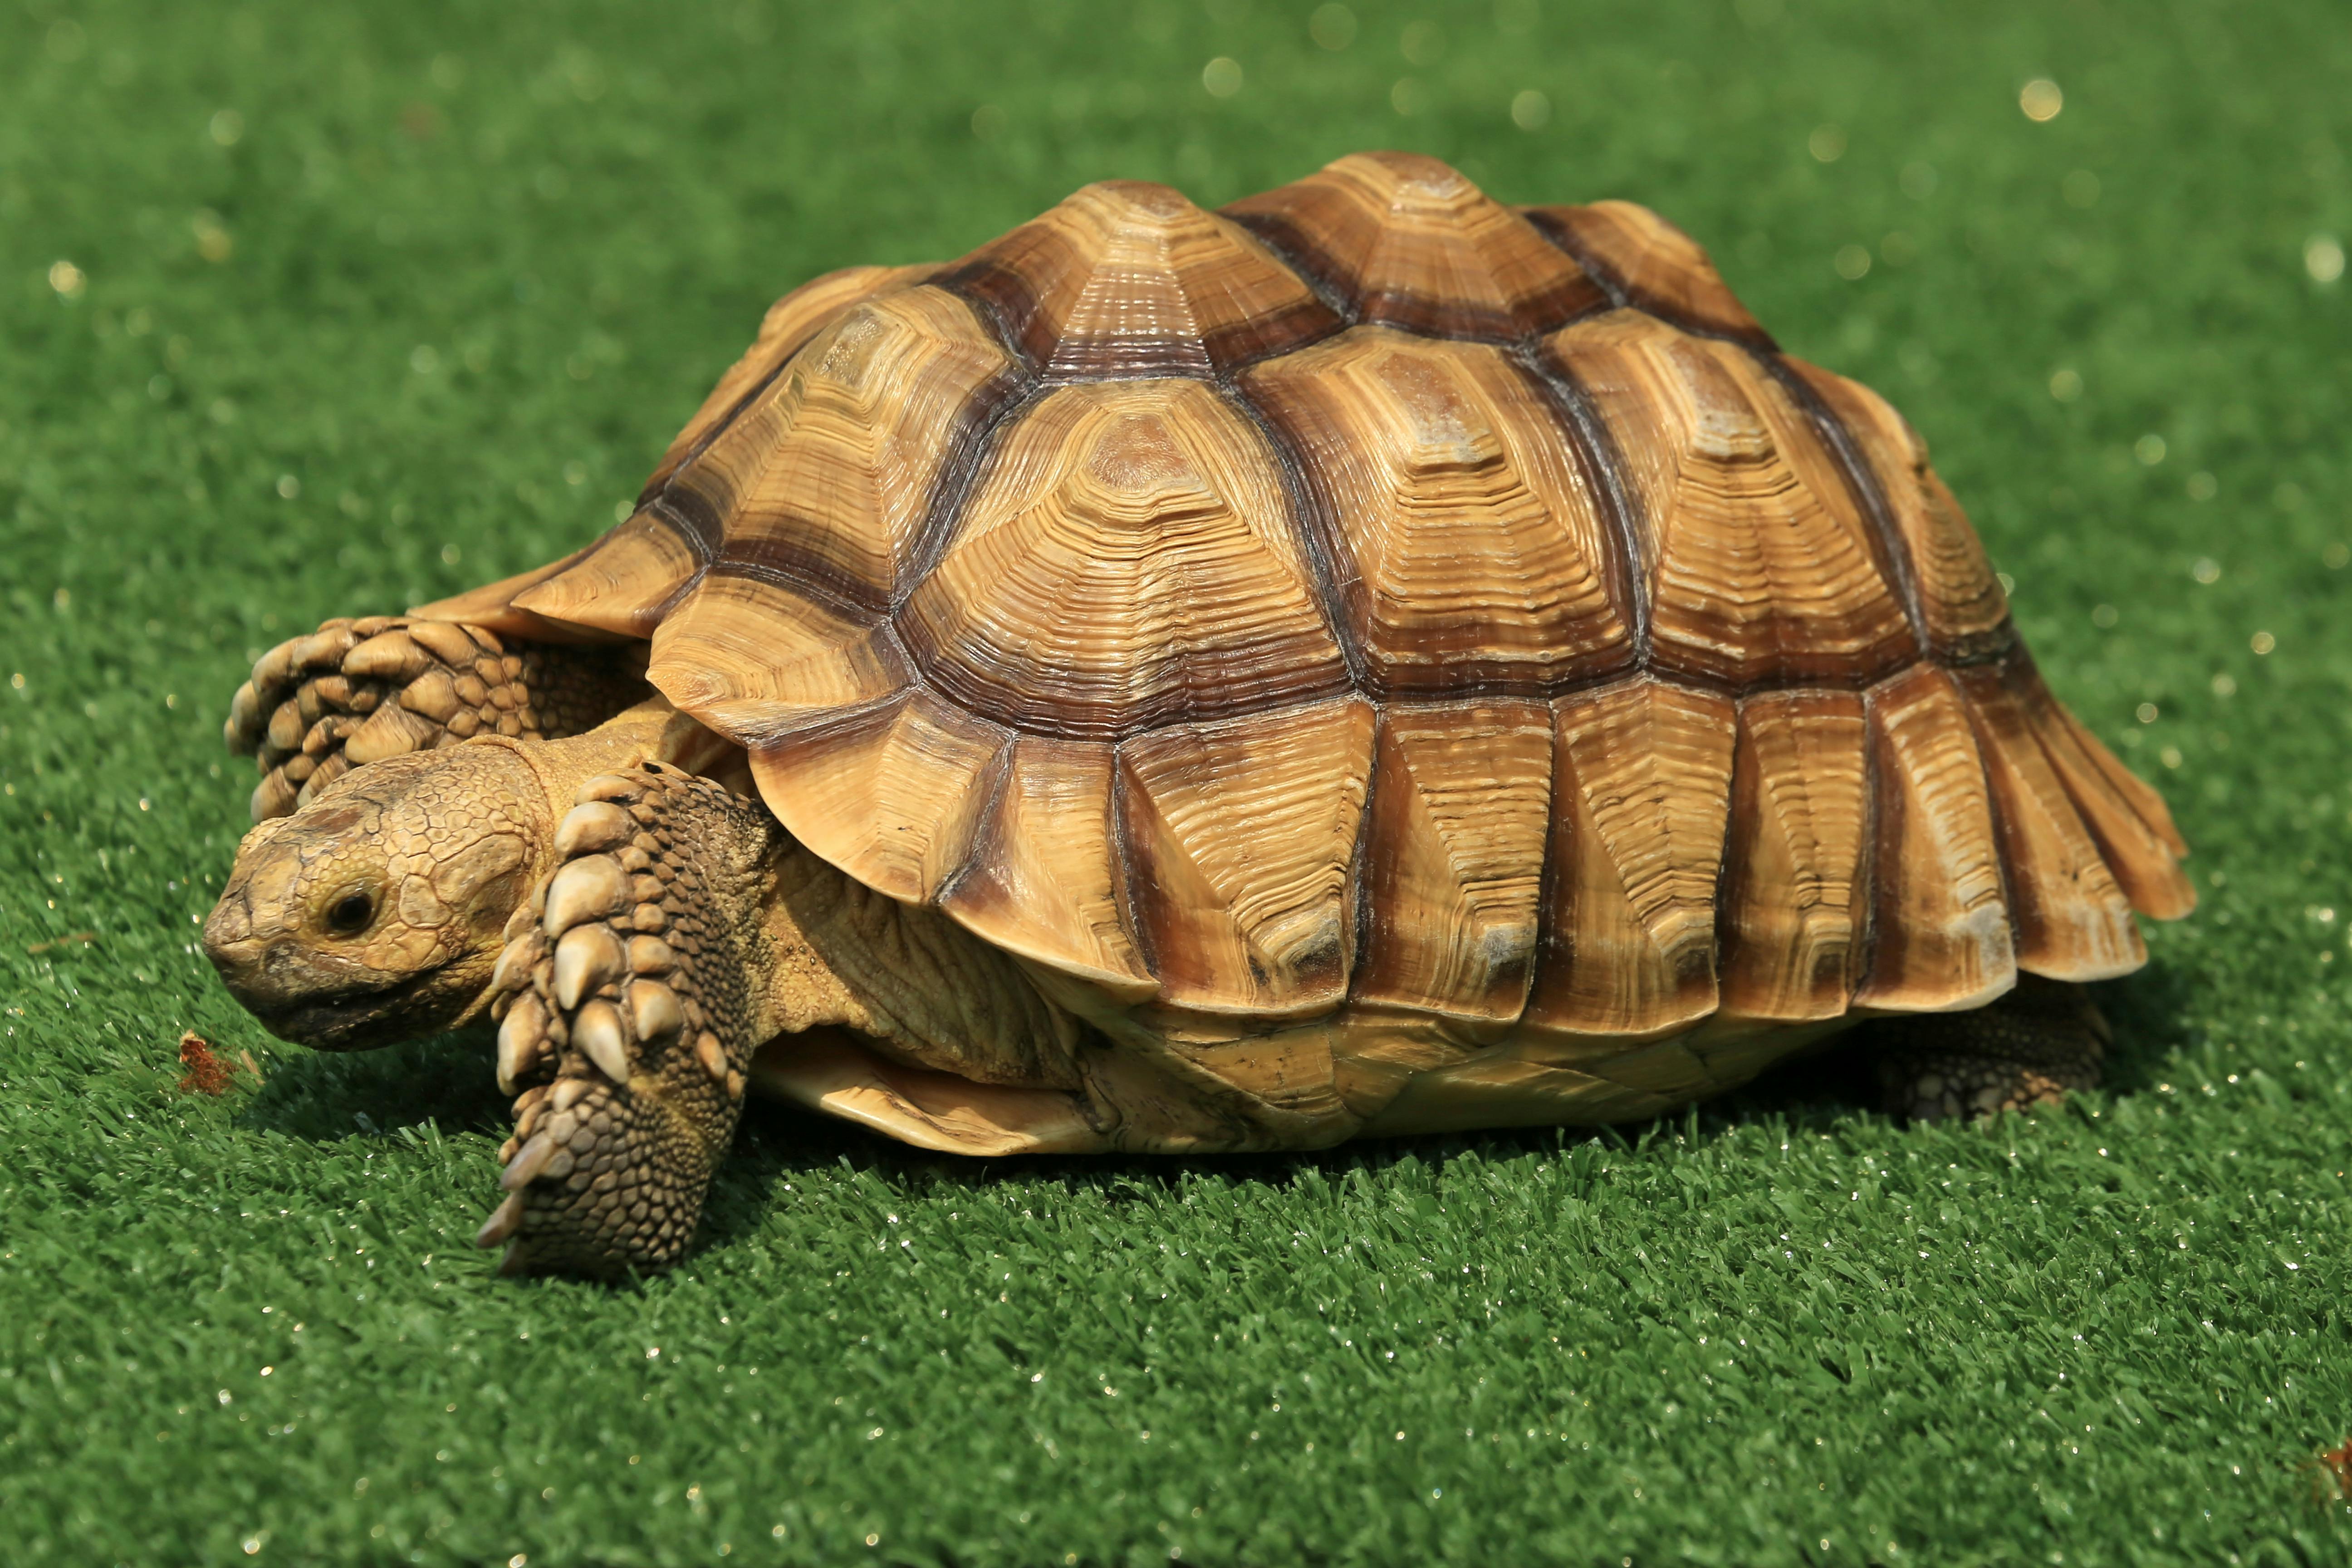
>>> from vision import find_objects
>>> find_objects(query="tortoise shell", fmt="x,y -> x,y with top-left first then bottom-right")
425,151 -> 2191,1121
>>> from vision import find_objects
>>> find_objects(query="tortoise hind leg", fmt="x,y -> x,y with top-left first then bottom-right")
1877,974 -> 2109,1122
475,762 -> 779,1277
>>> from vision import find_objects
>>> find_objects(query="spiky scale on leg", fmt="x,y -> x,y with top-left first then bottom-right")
477,763 -> 778,1278
1877,973 -> 2109,1122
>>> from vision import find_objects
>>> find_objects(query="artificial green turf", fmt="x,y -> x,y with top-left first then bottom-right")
3,0 -> 2350,1562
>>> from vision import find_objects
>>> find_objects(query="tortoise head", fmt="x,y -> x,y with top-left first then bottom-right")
202,744 -> 551,1050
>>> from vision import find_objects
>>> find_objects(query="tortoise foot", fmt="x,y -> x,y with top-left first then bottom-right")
475,762 -> 772,1278
227,617 -> 538,820
226,617 -> 649,822
1878,974 -> 2109,1122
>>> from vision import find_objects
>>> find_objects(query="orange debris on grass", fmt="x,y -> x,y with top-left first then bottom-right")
176,1032 -> 233,1095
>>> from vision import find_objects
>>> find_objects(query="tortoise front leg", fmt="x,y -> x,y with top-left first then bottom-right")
225,617 -> 649,821
1877,973 -> 2109,1121
475,762 -> 779,1277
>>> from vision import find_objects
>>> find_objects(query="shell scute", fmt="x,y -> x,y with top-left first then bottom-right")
942,179 -> 1338,379
516,268 -> 966,638
1783,357 -> 2013,662
900,378 -> 1350,738
1977,660 -> 2194,925
687,287 -> 1022,612
1521,201 -> 1769,346
1951,662 -> 2144,982
1520,677 -> 1736,1042
638,262 -> 936,501
1853,663 -> 2015,1012
1352,700 -> 1553,1022
646,573 -> 911,742
455,155 -> 2195,1059
936,736 -> 1155,1000
1717,689 -> 1869,1022
753,689 -> 1011,906
1241,327 -> 1633,696
1117,697 -> 1373,1016
1225,151 -> 1607,339
510,514 -> 706,642
1548,311 -> 1916,689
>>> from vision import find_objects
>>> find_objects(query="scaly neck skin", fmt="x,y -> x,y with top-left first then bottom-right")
498,697 -> 708,817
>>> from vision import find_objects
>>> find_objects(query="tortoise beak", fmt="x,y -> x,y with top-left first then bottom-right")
202,836 -> 300,1002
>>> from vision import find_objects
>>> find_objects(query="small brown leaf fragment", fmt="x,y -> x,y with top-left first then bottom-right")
176,1032 -> 232,1096
25,930 -> 98,956
237,1049 -> 265,1084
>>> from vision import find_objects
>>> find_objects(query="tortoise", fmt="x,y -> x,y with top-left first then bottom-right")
201,151 -> 2195,1278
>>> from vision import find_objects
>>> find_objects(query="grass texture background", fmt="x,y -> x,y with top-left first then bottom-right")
3,0 -> 2350,1562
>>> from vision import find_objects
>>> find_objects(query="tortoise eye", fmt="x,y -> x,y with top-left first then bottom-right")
325,889 -> 375,936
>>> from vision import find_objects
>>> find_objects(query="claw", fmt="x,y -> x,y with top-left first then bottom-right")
695,1031 -> 728,1084
575,1001 -> 629,1083
553,925 -> 624,1010
490,931 -> 544,998
577,772 -> 646,804
544,856 -> 629,937
475,1191 -> 526,1248
495,994 -> 546,1094
500,1132 -> 556,1191
627,978 -> 684,1044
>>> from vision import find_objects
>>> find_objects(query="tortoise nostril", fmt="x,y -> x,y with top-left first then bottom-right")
201,892 -> 261,978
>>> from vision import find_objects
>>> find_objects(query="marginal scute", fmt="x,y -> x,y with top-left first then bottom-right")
1224,151 -> 1607,339
1998,661 -> 2195,921
1718,689 -> 1869,1022
511,512 -> 706,642
1117,697 -> 1374,1016
937,735 -> 1155,1000
1241,327 -> 1633,696
1952,664 -> 2144,980
2041,691 -> 2188,859
755,689 -> 1013,906
1782,357 -> 2012,660
648,571 -> 913,744
1855,664 -> 2015,1012
1521,678 -> 1736,1040
1521,200 -> 1769,346
1547,310 -> 1915,688
411,555 -> 601,643
900,378 -> 1350,738
944,180 -> 1338,379
1352,700 -> 1553,1022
